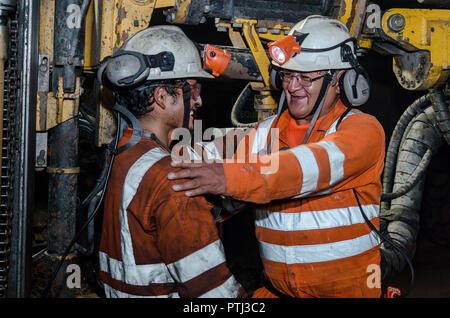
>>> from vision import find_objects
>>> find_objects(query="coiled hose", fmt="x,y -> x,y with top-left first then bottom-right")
231,83 -> 258,128
380,88 -> 450,282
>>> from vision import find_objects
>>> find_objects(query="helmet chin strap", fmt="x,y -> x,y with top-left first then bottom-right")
301,70 -> 336,144
181,82 -> 191,130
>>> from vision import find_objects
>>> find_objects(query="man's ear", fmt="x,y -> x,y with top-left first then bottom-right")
153,86 -> 166,110
334,70 -> 346,93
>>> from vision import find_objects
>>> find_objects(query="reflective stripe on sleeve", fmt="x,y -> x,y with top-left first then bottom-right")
289,145 -> 319,197
317,140 -> 345,187
166,240 -> 226,283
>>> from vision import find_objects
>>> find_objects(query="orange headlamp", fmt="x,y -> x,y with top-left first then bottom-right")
204,44 -> 231,77
268,35 -> 301,65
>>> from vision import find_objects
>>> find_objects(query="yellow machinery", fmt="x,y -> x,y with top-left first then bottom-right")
0,0 -> 448,297
35,0 -> 450,144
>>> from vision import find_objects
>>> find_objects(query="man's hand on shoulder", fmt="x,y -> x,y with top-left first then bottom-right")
168,161 -> 227,197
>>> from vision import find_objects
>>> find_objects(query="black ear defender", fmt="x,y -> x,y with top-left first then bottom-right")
269,64 -> 283,91
338,43 -> 371,107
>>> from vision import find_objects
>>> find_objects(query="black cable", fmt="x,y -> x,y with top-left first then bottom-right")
352,188 -> 415,298
41,112 -> 121,298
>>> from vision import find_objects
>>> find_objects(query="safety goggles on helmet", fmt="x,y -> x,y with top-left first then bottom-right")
99,50 -> 175,88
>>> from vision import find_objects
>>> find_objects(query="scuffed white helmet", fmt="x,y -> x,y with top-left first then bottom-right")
273,15 -> 356,72
98,25 -> 213,87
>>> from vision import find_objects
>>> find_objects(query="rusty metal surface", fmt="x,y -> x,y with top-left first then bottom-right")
97,0 -> 162,146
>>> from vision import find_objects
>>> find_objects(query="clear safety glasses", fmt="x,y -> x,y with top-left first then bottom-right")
279,71 -> 326,87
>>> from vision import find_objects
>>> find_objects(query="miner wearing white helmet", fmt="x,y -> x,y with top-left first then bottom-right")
169,16 -> 386,298
97,25 -> 246,298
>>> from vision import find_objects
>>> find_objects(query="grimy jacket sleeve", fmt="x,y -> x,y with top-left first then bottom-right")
153,176 -> 246,298
222,112 -> 385,204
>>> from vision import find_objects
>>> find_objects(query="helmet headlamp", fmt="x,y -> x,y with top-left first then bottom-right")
204,44 -> 231,77
268,35 -> 301,65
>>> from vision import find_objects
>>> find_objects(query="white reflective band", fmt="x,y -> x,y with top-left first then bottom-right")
255,204 -> 379,232
324,109 -> 360,137
251,116 -> 276,154
258,230 -> 381,264
103,283 -> 180,298
167,240 -> 226,283
317,140 -> 345,187
99,252 -> 174,286
120,147 -> 169,266
199,275 -> 242,298
289,145 -> 319,197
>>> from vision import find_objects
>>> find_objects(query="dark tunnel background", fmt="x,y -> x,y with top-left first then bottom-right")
31,13 -> 450,297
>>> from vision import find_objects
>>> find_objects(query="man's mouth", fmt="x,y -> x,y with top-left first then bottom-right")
291,95 -> 307,102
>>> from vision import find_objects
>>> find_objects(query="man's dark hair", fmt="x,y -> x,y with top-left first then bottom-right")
113,79 -> 185,118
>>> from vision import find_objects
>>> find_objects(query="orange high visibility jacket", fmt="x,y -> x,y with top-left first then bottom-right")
223,100 -> 386,297
99,130 -> 245,298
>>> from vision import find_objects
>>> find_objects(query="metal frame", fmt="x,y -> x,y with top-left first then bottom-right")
6,0 -> 38,298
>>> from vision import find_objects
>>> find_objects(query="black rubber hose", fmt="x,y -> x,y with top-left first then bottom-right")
381,148 -> 433,201
380,104 -> 443,283
381,92 -> 432,211
430,89 -> 450,145
231,82 -> 258,128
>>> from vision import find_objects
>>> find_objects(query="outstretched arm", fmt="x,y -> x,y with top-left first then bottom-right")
169,113 -> 385,204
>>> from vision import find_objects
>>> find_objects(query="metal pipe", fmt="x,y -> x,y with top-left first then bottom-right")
47,0 -> 87,298
47,118 -> 79,298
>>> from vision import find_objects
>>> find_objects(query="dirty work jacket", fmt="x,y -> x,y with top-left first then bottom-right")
99,129 -> 245,298
223,100 -> 386,297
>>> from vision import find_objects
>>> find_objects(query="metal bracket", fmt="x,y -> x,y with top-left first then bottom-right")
35,132 -> 48,169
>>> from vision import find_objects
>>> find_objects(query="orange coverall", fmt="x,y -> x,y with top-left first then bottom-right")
222,100 -> 385,298
99,130 -> 246,298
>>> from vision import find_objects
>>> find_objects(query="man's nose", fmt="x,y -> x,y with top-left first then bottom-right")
287,76 -> 300,91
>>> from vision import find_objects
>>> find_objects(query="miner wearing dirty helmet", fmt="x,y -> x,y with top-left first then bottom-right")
169,16 -> 386,298
97,25 -> 246,298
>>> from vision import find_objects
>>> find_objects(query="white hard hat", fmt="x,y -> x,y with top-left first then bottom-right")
98,25 -> 213,87
273,15 -> 356,72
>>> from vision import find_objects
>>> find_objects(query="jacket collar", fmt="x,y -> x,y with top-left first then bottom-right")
277,99 -> 348,146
